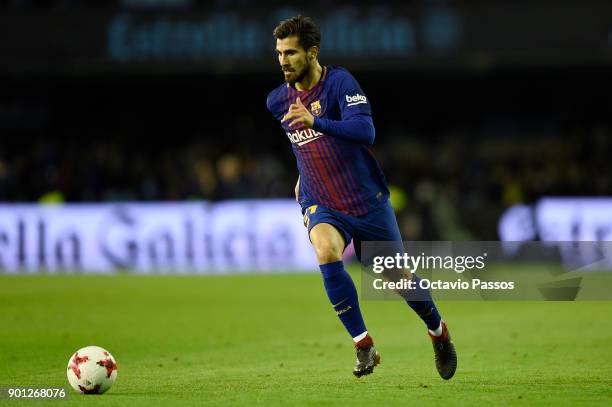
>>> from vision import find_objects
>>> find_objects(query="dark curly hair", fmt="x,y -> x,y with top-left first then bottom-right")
273,15 -> 321,52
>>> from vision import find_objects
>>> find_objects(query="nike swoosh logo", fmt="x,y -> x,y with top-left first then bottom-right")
332,298 -> 348,308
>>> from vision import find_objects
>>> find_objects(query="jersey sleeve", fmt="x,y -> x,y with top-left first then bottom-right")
337,71 -> 372,120
311,70 -> 376,145
266,87 -> 284,120
266,90 -> 276,115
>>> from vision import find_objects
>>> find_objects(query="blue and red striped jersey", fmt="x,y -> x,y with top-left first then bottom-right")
266,66 -> 389,217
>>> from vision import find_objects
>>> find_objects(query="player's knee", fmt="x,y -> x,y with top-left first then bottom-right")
383,268 -> 413,283
313,241 -> 342,264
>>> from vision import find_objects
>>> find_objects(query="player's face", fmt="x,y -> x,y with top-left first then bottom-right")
276,36 -> 310,85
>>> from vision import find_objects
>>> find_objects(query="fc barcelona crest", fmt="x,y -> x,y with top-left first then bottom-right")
310,100 -> 322,116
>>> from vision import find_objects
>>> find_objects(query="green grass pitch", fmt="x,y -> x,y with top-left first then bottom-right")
1,269 -> 611,406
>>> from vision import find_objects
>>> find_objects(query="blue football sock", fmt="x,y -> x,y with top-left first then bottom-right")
319,261 -> 367,339
404,275 -> 442,331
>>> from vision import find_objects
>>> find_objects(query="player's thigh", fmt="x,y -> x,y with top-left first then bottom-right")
304,205 -> 352,248
309,223 -> 346,264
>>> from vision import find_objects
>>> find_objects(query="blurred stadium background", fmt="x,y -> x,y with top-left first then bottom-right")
1,1 -> 611,254
1,1 -> 612,405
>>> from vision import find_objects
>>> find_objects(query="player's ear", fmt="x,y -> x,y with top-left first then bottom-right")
307,46 -> 319,61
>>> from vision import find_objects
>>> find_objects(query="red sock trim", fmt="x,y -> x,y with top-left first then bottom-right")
428,321 -> 448,342
355,334 -> 374,349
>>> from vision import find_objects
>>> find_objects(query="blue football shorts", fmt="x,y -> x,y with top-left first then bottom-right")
303,200 -> 403,262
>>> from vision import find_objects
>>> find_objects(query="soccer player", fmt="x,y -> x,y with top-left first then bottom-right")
266,15 -> 457,379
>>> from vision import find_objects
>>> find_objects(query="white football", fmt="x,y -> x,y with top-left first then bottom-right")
66,346 -> 118,394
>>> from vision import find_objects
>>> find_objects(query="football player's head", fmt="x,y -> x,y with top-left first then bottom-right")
273,15 -> 320,85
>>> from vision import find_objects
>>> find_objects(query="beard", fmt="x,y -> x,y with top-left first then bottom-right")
285,63 -> 310,86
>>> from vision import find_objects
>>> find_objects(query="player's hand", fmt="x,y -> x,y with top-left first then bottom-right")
294,176 -> 300,202
281,97 -> 314,129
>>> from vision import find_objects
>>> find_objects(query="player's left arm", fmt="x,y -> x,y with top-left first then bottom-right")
314,73 -> 375,145
281,73 -> 375,145
281,96 -> 375,145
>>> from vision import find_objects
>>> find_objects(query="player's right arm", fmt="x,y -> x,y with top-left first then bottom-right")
266,89 -> 301,203
311,70 -> 375,145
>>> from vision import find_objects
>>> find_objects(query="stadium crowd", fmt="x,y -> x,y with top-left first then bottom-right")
1,120 -> 609,239
1,34 -> 609,240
